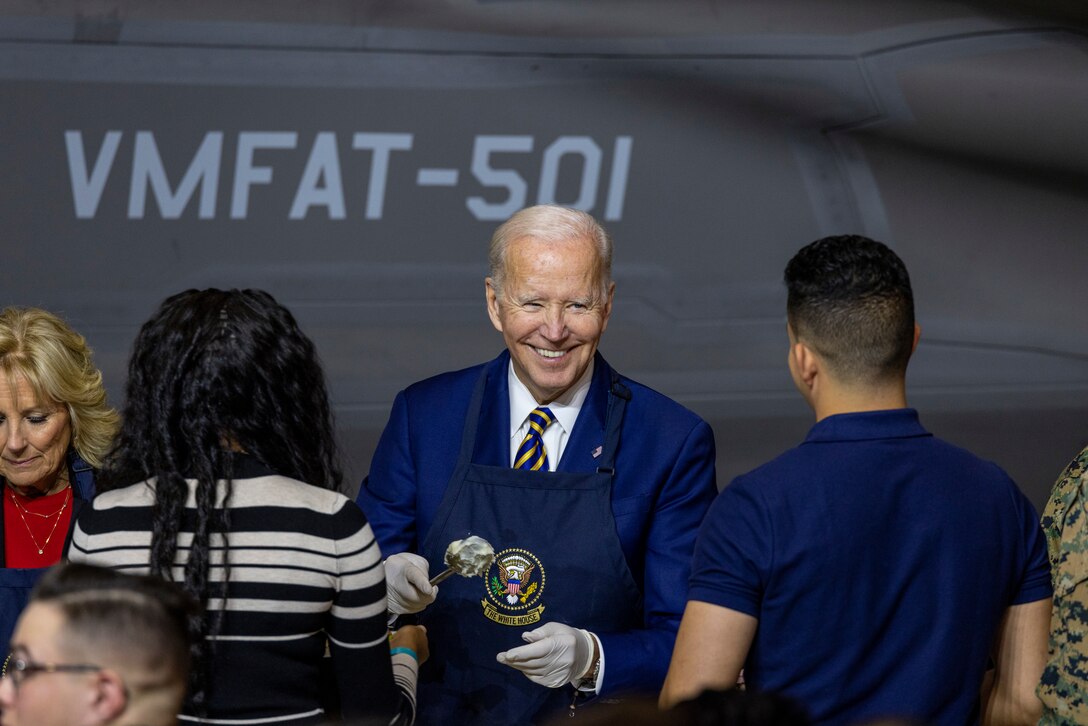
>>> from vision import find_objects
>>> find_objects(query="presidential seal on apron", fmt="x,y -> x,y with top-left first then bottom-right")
482,547 -> 546,626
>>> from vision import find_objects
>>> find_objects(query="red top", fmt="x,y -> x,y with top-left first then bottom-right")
3,485 -> 73,567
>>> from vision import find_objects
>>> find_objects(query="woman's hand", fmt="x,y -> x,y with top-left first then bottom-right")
390,624 -> 429,665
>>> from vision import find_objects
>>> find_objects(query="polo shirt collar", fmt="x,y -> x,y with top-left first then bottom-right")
804,408 -> 929,444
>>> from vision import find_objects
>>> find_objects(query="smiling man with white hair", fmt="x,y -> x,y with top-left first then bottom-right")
357,204 -> 718,725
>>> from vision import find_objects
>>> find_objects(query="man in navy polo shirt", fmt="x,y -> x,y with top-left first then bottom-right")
661,235 -> 1052,725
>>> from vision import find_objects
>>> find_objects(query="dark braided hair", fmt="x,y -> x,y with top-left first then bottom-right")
100,288 -> 343,713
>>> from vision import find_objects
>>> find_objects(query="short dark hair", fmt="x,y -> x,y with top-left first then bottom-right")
784,235 -> 915,384
541,688 -> 811,726
32,563 -> 195,689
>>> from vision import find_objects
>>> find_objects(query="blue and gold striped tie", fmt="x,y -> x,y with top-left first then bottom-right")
514,407 -> 555,471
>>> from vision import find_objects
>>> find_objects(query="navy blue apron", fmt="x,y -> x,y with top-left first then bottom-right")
415,366 -> 643,725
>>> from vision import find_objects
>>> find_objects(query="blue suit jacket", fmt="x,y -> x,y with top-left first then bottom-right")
359,351 -> 717,696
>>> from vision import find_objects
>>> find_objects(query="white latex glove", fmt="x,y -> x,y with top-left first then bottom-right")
385,552 -> 438,615
495,622 -> 595,688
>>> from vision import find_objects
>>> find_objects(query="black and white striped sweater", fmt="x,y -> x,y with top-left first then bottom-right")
69,463 -> 416,726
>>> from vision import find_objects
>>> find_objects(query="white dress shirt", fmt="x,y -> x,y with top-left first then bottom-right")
506,360 -> 593,471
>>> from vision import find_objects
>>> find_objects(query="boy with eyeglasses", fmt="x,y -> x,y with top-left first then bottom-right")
0,563 -> 194,726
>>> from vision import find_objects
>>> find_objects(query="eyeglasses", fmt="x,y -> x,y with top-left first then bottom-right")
1,651 -> 101,689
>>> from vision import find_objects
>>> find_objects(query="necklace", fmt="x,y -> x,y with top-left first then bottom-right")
8,486 -> 71,555
8,485 -> 71,518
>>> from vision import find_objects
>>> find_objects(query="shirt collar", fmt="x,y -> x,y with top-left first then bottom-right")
507,359 -> 594,439
182,452 -> 277,480
804,408 -> 929,444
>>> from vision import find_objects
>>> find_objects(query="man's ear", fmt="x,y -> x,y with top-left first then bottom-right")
89,669 -> 128,724
599,280 -> 616,333
485,278 -> 503,333
791,340 -> 820,389
911,323 -> 921,353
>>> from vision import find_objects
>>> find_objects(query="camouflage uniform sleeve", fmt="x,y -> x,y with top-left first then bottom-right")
1039,445 -> 1088,725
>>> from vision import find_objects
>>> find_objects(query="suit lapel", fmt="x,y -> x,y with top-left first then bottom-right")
473,352 -> 512,467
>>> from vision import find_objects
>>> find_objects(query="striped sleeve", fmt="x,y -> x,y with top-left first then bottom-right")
391,652 -> 419,725
326,499 -> 418,724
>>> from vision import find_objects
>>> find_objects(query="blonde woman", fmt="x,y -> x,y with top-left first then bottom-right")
0,307 -> 119,644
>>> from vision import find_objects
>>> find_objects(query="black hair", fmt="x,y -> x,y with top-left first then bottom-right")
541,688 -> 811,726
784,235 -> 915,384
32,562 -> 197,688
101,288 -> 342,711
683,688 -> 812,726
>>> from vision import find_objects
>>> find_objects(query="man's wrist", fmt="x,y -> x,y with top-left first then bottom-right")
579,656 -> 601,688
577,632 -> 602,691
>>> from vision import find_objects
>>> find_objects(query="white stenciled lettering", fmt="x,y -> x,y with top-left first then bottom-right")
605,136 -> 632,221
290,132 -> 346,220
63,131 -> 633,221
129,131 -> 223,219
65,130 -> 122,219
231,132 -> 298,220
537,136 -> 601,210
466,135 -> 534,221
352,133 -> 413,220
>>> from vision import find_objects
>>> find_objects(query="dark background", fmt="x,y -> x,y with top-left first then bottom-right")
2,1 -> 1086,510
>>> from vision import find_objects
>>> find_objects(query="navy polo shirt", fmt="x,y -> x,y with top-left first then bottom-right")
689,409 -> 1051,726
